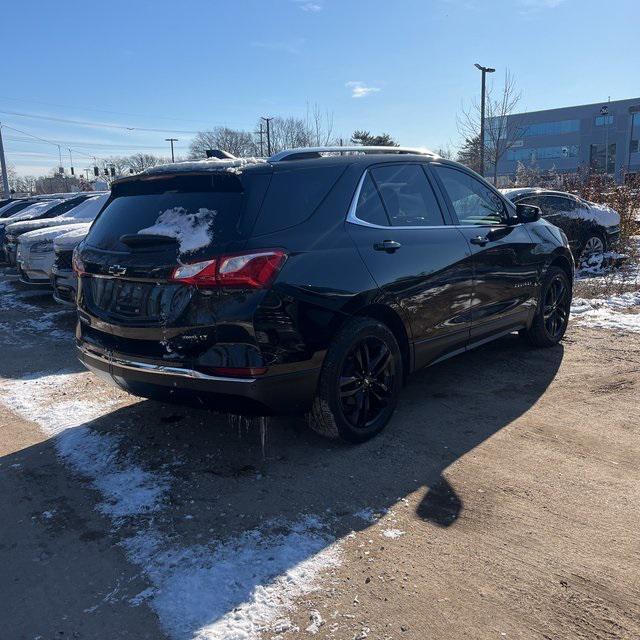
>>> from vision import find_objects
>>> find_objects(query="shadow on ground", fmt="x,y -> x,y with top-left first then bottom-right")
0,317 -> 564,636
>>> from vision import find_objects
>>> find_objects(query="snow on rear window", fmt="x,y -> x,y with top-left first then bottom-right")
137,207 -> 217,255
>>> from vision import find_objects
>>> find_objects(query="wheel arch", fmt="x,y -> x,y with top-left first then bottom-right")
353,303 -> 412,381
548,251 -> 574,287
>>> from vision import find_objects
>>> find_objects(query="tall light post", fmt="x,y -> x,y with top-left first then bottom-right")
261,117 -> 274,157
475,63 -> 495,176
165,138 -> 178,163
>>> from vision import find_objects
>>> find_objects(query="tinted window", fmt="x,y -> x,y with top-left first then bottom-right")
548,196 -> 578,213
355,173 -> 389,226
433,166 -> 506,225
253,165 -> 345,235
87,173 -> 246,255
43,197 -> 88,218
369,164 -> 444,227
0,200 -> 33,219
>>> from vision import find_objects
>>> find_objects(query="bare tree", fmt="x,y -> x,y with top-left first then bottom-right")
458,70 -> 523,185
124,153 -> 169,173
305,103 -> 335,146
189,128 -> 257,159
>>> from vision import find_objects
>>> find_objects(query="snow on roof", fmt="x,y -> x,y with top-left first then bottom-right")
54,224 -> 92,250
138,157 -> 266,177
19,222 -> 92,245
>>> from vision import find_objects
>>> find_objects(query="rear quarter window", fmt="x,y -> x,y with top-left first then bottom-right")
252,165 -> 346,236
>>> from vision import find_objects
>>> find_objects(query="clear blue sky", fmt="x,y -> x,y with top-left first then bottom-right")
1,0 -> 638,176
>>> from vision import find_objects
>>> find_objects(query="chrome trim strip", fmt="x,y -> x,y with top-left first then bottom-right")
77,345 -> 256,383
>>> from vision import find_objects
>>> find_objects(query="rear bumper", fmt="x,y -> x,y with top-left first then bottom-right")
77,343 -> 321,415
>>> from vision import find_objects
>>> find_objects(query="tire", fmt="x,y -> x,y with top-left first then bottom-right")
521,266 -> 571,348
578,232 -> 606,266
308,317 -> 402,443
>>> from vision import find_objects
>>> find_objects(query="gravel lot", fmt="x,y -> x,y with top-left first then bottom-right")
1,266 -> 639,640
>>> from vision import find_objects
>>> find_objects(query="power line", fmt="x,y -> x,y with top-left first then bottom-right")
1,123 -> 105,163
4,135 -> 188,152
0,109 -> 202,134
0,94 -> 221,125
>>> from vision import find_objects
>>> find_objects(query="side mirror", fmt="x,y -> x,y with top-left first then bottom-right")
516,203 -> 541,223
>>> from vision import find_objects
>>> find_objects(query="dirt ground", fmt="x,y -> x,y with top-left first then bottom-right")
1,268 -> 639,640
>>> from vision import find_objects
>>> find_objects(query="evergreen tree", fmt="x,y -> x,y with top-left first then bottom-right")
350,130 -> 398,146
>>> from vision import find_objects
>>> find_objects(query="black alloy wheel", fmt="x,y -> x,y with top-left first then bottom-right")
339,336 -> 395,430
308,317 -> 402,442
542,274 -> 570,340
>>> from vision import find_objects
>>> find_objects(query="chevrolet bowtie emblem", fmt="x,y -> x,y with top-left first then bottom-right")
108,265 -> 127,276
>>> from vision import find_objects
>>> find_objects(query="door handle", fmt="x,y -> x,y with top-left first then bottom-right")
373,240 -> 402,253
469,235 -> 489,246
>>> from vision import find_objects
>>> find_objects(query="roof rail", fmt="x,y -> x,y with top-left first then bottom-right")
268,146 -> 438,162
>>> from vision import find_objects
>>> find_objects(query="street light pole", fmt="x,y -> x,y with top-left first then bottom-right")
261,117 -> 274,157
475,63 -> 495,177
0,122 -> 10,196
165,138 -> 178,162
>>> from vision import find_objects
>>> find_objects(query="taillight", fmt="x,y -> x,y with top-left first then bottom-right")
72,248 -> 85,275
171,250 -> 287,289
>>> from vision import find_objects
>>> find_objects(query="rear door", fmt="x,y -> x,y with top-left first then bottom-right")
430,163 -> 540,342
346,162 -> 473,369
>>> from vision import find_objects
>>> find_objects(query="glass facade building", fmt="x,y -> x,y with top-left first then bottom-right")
489,97 -> 640,184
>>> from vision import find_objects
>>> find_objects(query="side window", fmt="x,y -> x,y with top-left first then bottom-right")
369,164 -> 445,227
433,165 -> 506,225
536,196 -> 557,217
547,196 -> 574,213
355,173 -> 390,226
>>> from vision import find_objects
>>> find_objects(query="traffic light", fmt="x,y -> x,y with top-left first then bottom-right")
93,166 -> 99,177
110,167 -> 116,177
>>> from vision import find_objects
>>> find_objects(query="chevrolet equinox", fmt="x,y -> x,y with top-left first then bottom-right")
74,147 -> 573,442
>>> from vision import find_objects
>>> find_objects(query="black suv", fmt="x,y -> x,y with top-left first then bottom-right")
75,148 -> 573,442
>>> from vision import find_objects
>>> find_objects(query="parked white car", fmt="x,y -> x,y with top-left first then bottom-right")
16,222 -> 91,284
51,225 -> 92,305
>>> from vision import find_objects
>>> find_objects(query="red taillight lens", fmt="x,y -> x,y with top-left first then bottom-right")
72,248 -> 85,275
171,250 -> 287,289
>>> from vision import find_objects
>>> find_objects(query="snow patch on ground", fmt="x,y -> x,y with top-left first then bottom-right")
1,372 -> 167,519
138,207 -> 217,255
571,292 -> 640,333
123,516 -> 341,640
0,368 -> 342,639
381,529 -> 406,539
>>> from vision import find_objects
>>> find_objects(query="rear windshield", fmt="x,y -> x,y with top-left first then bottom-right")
86,173 -> 247,255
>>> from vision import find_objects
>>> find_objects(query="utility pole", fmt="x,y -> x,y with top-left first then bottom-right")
261,117 -> 274,157
165,138 -> 178,162
254,123 -> 265,157
474,63 -> 495,177
0,122 -> 9,196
